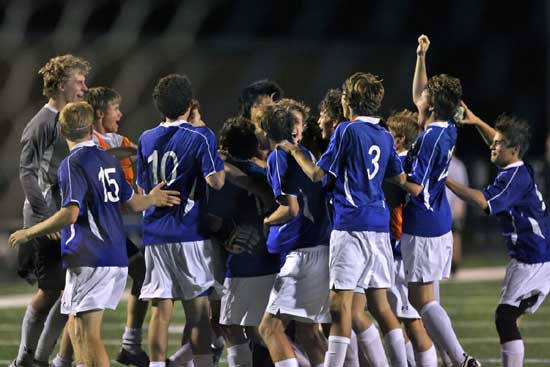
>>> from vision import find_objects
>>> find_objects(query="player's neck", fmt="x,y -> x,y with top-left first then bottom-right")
93,122 -> 107,135
47,98 -> 65,113
66,136 -> 93,150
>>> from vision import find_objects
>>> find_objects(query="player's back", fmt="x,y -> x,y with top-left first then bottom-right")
137,120 -> 222,245
59,142 -> 132,268
403,121 -> 457,236
317,117 -> 403,232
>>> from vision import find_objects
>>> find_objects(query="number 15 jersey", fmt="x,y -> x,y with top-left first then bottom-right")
317,116 -> 403,232
137,120 -> 224,245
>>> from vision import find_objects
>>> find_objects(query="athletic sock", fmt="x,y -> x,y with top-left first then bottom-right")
149,362 -> 166,367
17,305 -> 47,365
356,324 -> 388,367
415,345 -> 437,367
274,358 -> 299,367
343,330 -> 359,367
324,335 -> 350,367
169,343 -> 194,366
405,340 -> 416,367
226,343 -> 252,367
35,298 -> 68,363
51,353 -> 73,367
501,339 -> 524,367
122,327 -> 144,353
193,354 -> 214,367
383,328 -> 407,367
420,301 -> 465,365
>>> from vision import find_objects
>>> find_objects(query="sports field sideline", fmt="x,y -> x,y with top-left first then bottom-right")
0,266 -> 548,366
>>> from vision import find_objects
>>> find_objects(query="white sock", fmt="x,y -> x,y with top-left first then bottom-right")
122,327 -> 144,354
324,335 -> 350,367
17,305 -> 47,364
51,353 -> 73,367
35,298 -> 68,363
193,354 -> 214,367
383,328 -> 407,367
227,343 -> 252,367
405,341 -> 416,367
344,330 -> 359,367
169,342 -> 194,366
149,362 -> 166,367
274,358 -> 299,367
420,301 -> 464,365
501,339 -> 524,367
76,364 -> 86,367
356,324 -> 388,367
415,345 -> 437,367
290,342 -> 311,367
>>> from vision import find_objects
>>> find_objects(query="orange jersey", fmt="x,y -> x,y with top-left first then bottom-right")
390,203 -> 403,241
92,131 -> 135,186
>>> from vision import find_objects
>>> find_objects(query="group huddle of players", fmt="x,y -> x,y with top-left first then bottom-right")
8,34 -> 550,367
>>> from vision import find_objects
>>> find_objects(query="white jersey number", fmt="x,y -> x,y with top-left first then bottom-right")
98,167 -> 120,203
367,145 -> 381,180
147,150 -> 179,185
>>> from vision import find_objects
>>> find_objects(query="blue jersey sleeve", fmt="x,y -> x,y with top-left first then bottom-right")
196,129 -> 224,178
408,131 -> 436,186
385,146 -> 404,179
59,158 -> 87,208
267,149 -> 298,199
136,137 -> 147,190
483,168 -> 524,215
117,161 -> 135,202
317,123 -> 348,177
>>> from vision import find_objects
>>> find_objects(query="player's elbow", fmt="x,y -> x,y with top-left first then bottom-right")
206,171 -> 225,190
311,169 -> 324,182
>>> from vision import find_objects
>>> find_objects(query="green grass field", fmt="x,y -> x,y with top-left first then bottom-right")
0,279 -> 548,366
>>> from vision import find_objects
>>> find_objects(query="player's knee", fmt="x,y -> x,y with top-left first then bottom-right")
329,292 -> 350,323
258,315 -> 281,340
495,304 -> 522,343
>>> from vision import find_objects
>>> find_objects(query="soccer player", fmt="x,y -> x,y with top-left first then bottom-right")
403,34 -> 479,366
9,101 -> 181,367
86,86 -> 150,366
137,74 -> 225,367
238,79 -> 284,161
212,116 -> 280,367
448,109 -> 550,367
13,54 -> 90,367
258,103 -> 331,367
384,110 -> 438,366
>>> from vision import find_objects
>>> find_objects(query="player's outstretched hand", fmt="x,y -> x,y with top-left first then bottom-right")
275,140 -> 295,153
417,34 -> 430,56
457,101 -> 482,126
9,229 -> 31,248
224,225 -> 261,255
149,181 -> 181,207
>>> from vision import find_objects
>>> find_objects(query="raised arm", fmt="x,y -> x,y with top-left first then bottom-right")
459,101 -> 496,146
413,34 -> 430,106
445,177 -> 488,211
276,141 -> 325,182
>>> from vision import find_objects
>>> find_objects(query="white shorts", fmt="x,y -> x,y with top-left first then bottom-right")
140,240 -> 220,301
267,246 -> 330,323
401,231 -> 453,283
220,274 -> 277,326
499,258 -> 550,313
330,230 -> 394,290
387,259 -> 420,319
61,266 -> 127,316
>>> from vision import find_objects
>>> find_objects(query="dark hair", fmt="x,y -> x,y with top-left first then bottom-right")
260,104 -> 297,143
342,72 -> 384,116
426,74 -> 462,121
238,79 -> 284,119
86,87 -> 121,117
386,109 -> 422,150
319,88 -> 344,122
494,114 -> 531,158
218,117 -> 258,159
153,74 -> 193,120
300,115 -> 324,157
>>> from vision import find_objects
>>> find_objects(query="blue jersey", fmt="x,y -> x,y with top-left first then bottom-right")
402,121 -> 457,237
58,141 -> 134,268
266,145 -> 330,255
208,160 -> 280,277
483,161 -> 550,264
317,117 -> 403,232
137,120 -> 224,245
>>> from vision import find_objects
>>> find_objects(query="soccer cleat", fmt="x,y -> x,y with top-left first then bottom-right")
460,354 -> 481,367
116,347 -> 150,367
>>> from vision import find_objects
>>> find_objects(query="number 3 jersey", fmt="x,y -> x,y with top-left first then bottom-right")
402,121 -> 457,237
317,116 -> 403,232
58,140 -> 134,268
136,120 -> 224,245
